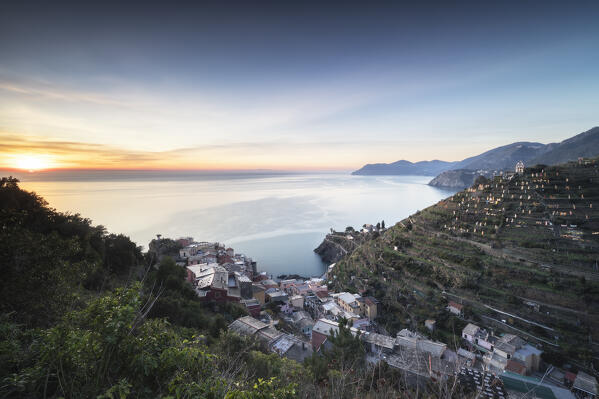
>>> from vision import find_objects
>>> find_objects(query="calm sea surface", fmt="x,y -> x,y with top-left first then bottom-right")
17,173 -> 456,277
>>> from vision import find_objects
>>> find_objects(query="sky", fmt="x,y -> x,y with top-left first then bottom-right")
1,1 -> 598,171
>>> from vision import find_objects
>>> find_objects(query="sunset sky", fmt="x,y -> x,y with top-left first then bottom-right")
1,1 -> 598,171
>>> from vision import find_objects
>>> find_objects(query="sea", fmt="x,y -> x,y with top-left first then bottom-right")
15,171 -> 457,278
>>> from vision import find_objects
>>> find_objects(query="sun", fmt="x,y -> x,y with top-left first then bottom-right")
13,155 -> 53,172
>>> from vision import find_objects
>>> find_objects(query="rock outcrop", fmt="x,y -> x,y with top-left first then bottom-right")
314,237 -> 348,264
428,169 -> 480,189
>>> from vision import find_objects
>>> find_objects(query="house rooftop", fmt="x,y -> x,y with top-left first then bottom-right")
258,327 -> 283,343
364,296 -> 379,306
268,291 -> 288,298
252,284 -> 265,292
462,323 -> 480,336
189,264 -> 228,290
397,329 -> 424,339
312,318 -> 359,337
298,318 -> 314,329
505,359 -> 526,375
362,332 -> 395,350
241,299 -> 260,310
315,291 -> 329,299
395,330 -> 446,358
417,340 -> 447,358
352,318 -> 370,330
271,334 -> 295,355
270,334 -> 313,362
235,273 -> 252,283
338,292 -> 358,305
573,371 -> 598,396
292,310 -> 311,322
228,316 -> 269,336
515,344 -> 543,358
322,302 -> 339,312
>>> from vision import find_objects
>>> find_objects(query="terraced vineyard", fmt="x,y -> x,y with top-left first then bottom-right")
330,157 -> 599,367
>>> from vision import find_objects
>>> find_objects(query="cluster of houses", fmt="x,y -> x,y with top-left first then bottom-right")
229,312 -> 459,383
228,316 -> 313,363
459,322 -> 598,398
460,323 -> 542,375
255,276 -> 380,336
180,238 -> 380,332
178,237 -> 597,398
311,319 -> 455,378
179,240 -> 260,305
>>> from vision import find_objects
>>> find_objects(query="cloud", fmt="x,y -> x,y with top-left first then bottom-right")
0,78 -> 135,108
2,130 -> 447,170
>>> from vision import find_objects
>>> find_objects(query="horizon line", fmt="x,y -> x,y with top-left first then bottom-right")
1,166 -> 354,174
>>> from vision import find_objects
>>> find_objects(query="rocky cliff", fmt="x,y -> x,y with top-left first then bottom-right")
314,237 -> 348,264
314,231 -> 371,264
427,169 -> 480,189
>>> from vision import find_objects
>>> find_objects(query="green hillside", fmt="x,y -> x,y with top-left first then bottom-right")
331,158 -> 599,368
1,177 -> 467,399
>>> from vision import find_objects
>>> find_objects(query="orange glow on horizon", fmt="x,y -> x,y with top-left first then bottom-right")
1,155 -> 354,172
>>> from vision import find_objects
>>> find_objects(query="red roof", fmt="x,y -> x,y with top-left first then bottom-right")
315,291 -> 329,299
506,360 -> 526,375
448,301 -> 464,310
311,332 -> 328,351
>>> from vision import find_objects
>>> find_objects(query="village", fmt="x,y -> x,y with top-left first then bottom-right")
172,232 -> 597,399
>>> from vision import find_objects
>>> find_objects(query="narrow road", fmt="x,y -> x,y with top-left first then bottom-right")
482,304 -> 554,331
516,296 -> 593,316
443,291 -> 556,332
480,315 -> 558,347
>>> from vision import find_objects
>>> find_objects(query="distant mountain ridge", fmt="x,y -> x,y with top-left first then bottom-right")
529,126 -> 599,166
451,141 -> 547,171
351,159 -> 456,176
352,126 -> 599,188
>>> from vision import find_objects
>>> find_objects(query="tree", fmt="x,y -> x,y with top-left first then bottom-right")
324,317 -> 365,371
0,176 -> 19,188
381,220 -> 385,229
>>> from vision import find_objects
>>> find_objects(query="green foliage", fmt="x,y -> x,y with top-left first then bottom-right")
0,285 -> 295,398
0,179 -> 293,398
320,317 -> 366,373
0,179 -> 142,327
225,378 -> 296,399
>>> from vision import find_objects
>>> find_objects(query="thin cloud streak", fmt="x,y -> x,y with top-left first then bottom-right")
1,132 -> 484,170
